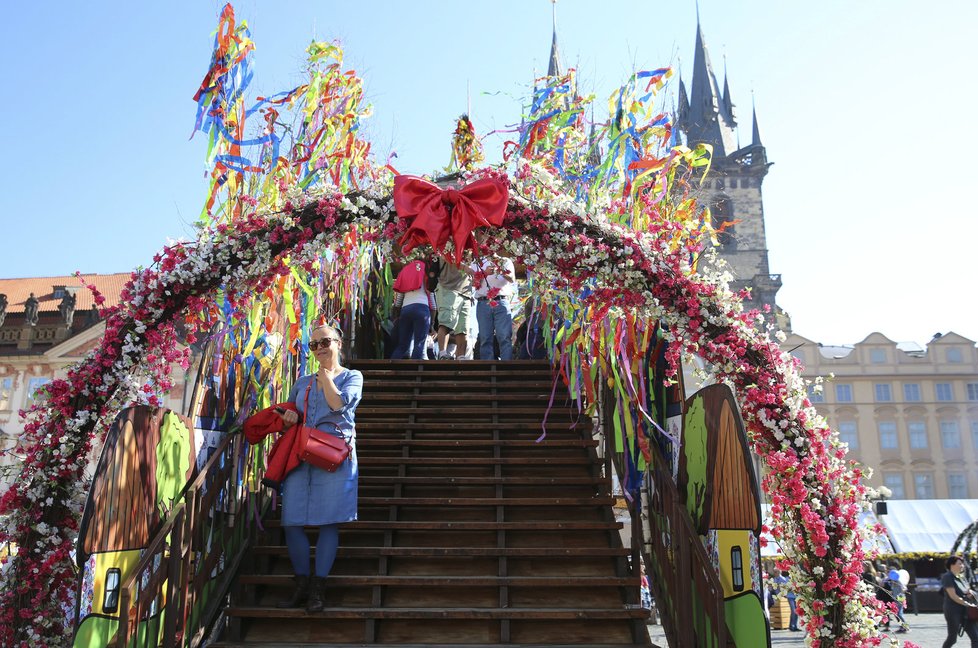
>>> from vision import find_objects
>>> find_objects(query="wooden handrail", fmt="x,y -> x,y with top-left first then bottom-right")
596,381 -> 728,647
112,429 -> 270,648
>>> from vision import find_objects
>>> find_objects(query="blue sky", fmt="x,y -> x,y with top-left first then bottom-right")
1,1 -> 975,345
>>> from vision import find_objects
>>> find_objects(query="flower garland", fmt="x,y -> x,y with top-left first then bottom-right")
0,187 -> 390,647
0,167 -> 903,647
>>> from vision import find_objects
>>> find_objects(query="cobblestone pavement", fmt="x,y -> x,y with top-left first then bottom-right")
647,612 -> 954,647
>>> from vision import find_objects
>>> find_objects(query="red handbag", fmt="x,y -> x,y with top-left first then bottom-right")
298,382 -> 351,472
300,426 -> 350,472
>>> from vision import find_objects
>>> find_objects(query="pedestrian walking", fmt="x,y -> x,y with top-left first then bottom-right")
472,255 -> 516,361
391,260 -> 436,360
941,555 -> 978,648
433,260 -> 473,359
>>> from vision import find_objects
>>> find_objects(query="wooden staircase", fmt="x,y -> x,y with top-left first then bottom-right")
212,360 -> 653,647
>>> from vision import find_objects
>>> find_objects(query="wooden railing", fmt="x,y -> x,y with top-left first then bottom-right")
113,430 -> 268,647
597,385 -> 728,648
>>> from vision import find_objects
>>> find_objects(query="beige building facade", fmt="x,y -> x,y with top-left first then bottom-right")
0,273 -> 189,490
784,331 -> 978,500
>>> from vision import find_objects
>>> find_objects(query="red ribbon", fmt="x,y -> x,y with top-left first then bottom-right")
393,175 -> 509,263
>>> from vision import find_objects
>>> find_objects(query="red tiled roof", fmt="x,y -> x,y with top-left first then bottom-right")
0,273 -> 129,313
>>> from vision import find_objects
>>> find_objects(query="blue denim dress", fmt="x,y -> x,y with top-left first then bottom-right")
281,369 -> 363,526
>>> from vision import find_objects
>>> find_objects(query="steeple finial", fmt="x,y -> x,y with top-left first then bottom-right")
548,0 -> 562,77
751,95 -> 763,147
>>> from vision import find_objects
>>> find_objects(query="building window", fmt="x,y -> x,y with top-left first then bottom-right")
903,383 -> 921,402
908,421 -> 928,449
967,384 -> 978,402
941,420 -> 962,448
52,286 -> 66,299
730,546 -> 745,591
835,384 -> 853,403
883,473 -> 905,499
103,568 -> 121,613
808,385 -> 824,403
0,378 -> 12,410
914,473 -> 935,499
947,348 -> 964,363
838,421 -> 859,449
878,422 -> 898,450
26,377 -> 50,406
948,473 -> 969,499
870,349 -> 887,364
972,421 -> 978,450
874,384 -> 892,402
936,383 -> 954,402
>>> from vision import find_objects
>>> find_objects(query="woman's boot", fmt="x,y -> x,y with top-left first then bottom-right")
277,574 -> 310,608
306,576 -> 326,613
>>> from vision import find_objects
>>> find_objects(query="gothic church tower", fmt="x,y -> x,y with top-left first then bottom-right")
676,22 -> 785,328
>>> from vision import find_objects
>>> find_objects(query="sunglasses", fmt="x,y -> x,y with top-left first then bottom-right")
309,337 -> 341,351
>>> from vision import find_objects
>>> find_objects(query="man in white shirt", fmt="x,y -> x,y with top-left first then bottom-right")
471,255 -> 516,361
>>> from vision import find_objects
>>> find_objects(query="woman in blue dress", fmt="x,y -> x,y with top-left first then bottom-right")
276,324 -> 363,612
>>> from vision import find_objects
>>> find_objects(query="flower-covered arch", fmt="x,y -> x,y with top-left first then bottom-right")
0,5 -> 893,647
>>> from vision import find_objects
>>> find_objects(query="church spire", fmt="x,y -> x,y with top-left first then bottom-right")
751,103 -> 762,147
721,56 -> 736,126
547,0 -> 562,77
685,19 -> 738,157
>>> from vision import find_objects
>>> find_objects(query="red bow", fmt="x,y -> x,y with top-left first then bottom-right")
393,175 -> 509,263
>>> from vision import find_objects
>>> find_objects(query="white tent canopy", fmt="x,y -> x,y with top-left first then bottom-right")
878,499 -> 978,554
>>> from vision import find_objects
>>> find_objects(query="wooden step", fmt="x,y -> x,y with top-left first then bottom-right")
263,520 -> 623,531
357,475 -> 607,486
357,407 -> 582,416
225,606 -> 649,620
210,642 -> 656,648
240,574 -> 637,587
355,421 -> 585,431
251,546 -> 630,558
357,497 -> 615,507
359,456 -> 591,466
359,379 -> 557,389
357,438 -> 597,448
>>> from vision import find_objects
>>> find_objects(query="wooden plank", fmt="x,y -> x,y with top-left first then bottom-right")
359,457 -> 591,465
357,407 -> 580,415
251,546 -> 630,557
262,520 -> 623,531
240,575 -> 638,587
358,497 -> 616,506
358,475 -> 607,485
356,439 -> 597,448
224,606 -> 650,620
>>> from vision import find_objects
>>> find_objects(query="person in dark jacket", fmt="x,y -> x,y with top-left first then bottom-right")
942,555 -> 978,648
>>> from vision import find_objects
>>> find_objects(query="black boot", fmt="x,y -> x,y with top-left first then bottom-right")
277,575 -> 310,608
305,576 -> 326,613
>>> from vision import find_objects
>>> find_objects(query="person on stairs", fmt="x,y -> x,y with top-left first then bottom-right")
471,254 -> 516,361
390,260 -> 436,360
276,324 -> 364,612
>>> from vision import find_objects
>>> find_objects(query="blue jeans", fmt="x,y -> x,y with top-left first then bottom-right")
392,303 -> 430,360
788,597 -> 798,630
476,298 -> 513,360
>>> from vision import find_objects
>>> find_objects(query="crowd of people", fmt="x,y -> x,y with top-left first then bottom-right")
761,555 -> 978,645
388,254 -> 547,361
